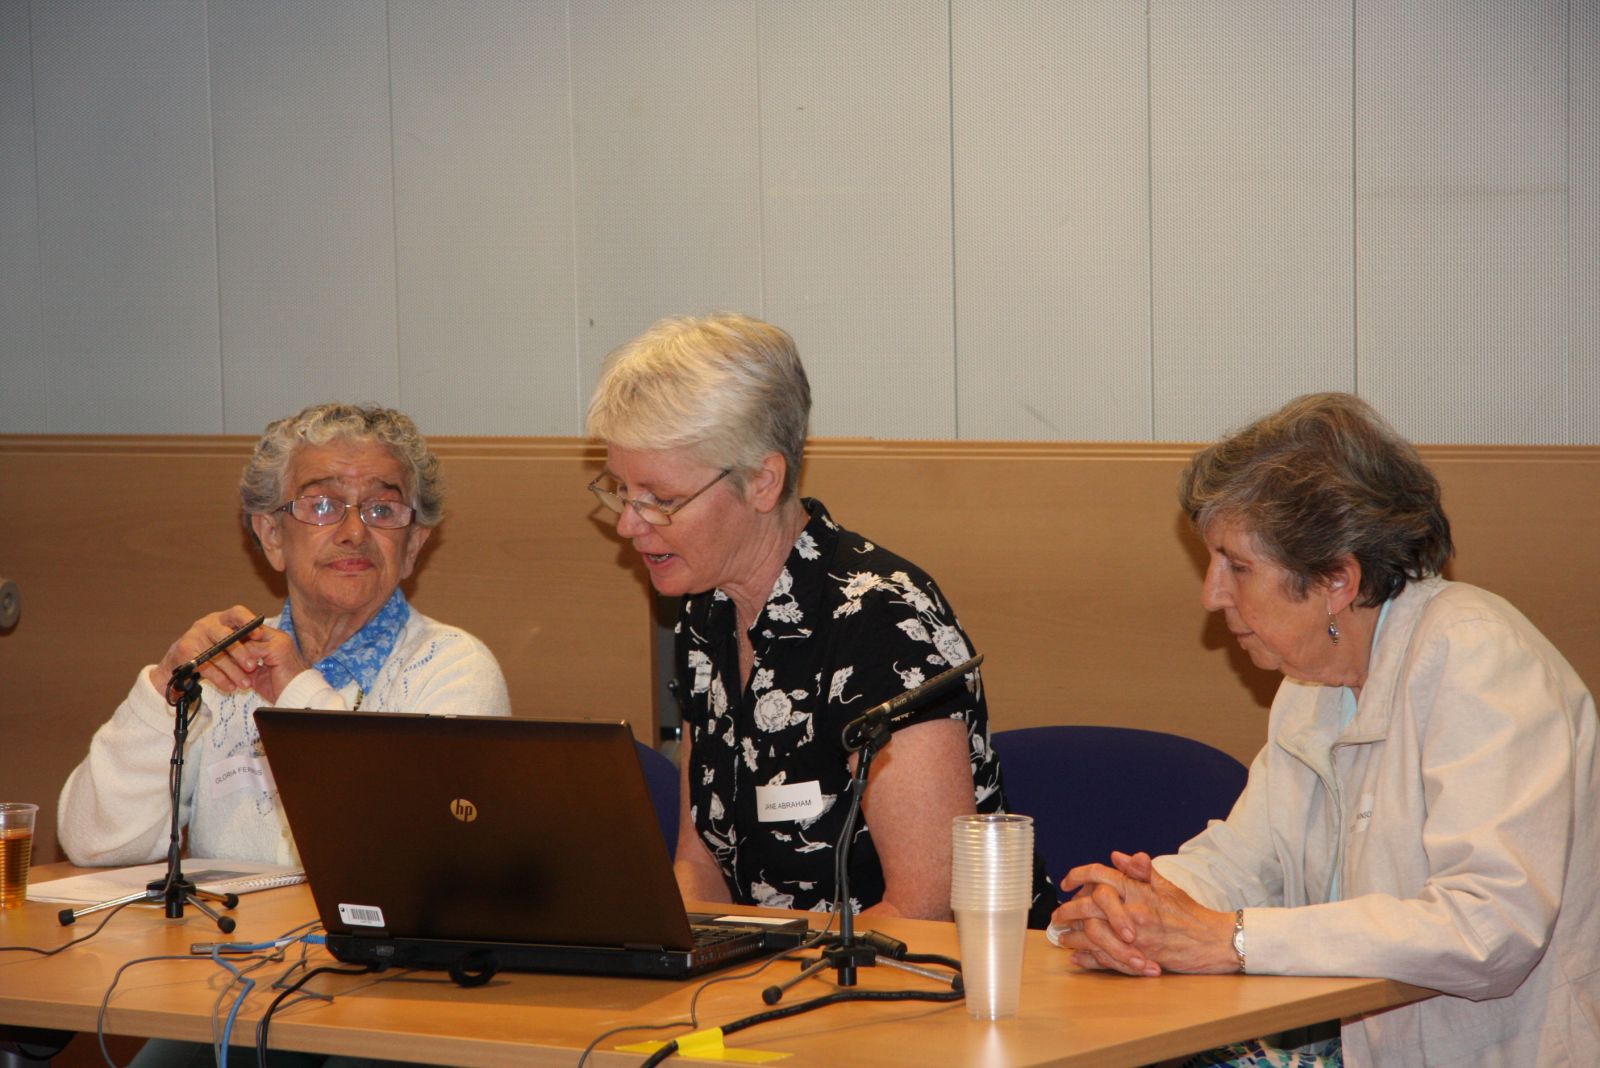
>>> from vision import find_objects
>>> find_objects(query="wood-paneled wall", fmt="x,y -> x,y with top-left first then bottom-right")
3,436 -> 1596,863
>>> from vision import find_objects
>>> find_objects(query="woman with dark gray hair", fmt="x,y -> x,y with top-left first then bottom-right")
587,312 -> 1053,925
59,402 -> 510,868
1048,393 -> 1599,1066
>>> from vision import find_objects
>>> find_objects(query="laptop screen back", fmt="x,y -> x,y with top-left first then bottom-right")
254,710 -> 695,953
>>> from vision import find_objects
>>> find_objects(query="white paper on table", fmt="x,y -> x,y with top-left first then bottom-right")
26,859 -> 304,904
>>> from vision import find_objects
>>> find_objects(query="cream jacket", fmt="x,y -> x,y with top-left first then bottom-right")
59,609 -> 511,868
1157,577 -> 1599,1067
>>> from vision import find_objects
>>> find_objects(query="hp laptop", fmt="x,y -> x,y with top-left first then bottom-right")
254,709 -> 804,979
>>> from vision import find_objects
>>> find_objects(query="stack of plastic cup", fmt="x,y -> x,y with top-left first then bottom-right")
950,813 -> 1034,1019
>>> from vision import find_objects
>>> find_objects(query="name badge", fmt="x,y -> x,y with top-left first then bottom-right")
207,752 -> 274,800
755,781 -> 823,823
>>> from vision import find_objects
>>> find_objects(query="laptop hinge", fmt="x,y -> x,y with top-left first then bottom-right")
623,943 -> 669,953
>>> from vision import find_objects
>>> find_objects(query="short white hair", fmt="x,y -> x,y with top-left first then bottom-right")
585,313 -> 811,499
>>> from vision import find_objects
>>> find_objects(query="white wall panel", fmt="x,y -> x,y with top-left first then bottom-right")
389,0 -> 577,436
0,0 -> 44,433
30,0 -> 221,432
1574,0 -> 1598,444
0,0 -> 1593,445
569,1 -> 763,403
1150,0 -> 1355,441
952,1 -> 1151,441
759,1 -> 956,438
209,0 -> 399,434
1356,0 -> 1568,443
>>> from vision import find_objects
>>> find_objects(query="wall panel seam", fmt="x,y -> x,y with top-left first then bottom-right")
26,0 -> 46,417
384,1 -> 403,408
203,0 -> 227,428
754,0 -> 769,322
1144,0 -> 1156,436
1350,0 -> 1359,395
563,0 -> 582,427
946,0 -> 960,439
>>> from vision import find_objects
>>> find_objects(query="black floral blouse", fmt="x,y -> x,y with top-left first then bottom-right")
675,499 -> 1053,924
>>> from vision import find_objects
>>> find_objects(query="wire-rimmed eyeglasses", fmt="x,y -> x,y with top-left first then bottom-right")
275,496 -> 416,530
586,468 -> 730,526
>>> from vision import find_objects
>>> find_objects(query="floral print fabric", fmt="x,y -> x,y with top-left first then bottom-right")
676,499 -> 1051,920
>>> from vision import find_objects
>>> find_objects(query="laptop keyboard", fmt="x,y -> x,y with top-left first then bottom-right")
688,922 -> 762,962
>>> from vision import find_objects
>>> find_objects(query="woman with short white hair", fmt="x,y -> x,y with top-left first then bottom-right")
586,313 -> 1052,924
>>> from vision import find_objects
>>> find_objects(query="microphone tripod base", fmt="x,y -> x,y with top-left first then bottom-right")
56,879 -> 239,931
818,939 -> 877,989
761,932 -> 961,1005
147,876 -> 239,932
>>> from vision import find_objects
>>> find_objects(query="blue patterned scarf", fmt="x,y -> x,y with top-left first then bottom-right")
278,588 -> 411,692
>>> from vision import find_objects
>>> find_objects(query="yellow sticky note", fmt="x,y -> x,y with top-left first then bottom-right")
616,1028 -> 788,1063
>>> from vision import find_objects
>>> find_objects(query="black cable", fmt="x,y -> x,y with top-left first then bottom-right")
830,755 -> 868,916
576,921 -> 839,1063
96,954 -> 214,1068
638,986 -> 966,1067
575,1019 -> 694,1068
726,985 -> 965,1034
576,734 -> 849,1065
254,962 -> 375,1068
685,925 -> 838,1026
594,691 -> 899,1065
900,952 -> 962,971
0,899 -> 134,956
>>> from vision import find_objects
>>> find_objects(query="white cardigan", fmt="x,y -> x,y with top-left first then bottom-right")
58,609 -> 511,868
1157,577 -> 1599,1067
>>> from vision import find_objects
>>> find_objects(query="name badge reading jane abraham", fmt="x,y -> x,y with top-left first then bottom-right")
756,781 -> 823,823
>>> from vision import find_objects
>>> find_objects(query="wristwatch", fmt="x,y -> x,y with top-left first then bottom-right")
1232,908 -> 1247,973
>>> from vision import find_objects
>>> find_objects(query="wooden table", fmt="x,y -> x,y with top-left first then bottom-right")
1,866 -> 1432,1067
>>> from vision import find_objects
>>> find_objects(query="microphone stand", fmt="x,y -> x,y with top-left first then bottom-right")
761,656 -> 981,1005
59,616 -> 266,930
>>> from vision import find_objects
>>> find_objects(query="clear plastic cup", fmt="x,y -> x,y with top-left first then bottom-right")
0,803 -> 38,910
954,905 -> 1030,1018
951,813 -> 1033,1018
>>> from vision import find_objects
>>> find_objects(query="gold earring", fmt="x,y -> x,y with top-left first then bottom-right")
1327,614 -> 1341,646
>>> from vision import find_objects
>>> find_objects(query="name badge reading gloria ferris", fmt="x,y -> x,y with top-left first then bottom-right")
756,780 -> 824,823
207,752 -> 275,800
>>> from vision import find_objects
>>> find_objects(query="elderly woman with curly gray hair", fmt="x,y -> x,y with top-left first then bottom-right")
59,402 -> 510,869
1048,393 -> 1598,1066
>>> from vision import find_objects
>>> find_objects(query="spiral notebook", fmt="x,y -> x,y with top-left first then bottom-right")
253,709 -> 803,979
28,859 -> 305,904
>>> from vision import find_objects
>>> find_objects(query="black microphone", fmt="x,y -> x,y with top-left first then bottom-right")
840,653 -> 984,753
165,614 -> 266,702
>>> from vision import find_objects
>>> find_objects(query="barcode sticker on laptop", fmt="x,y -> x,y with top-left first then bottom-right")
338,903 -> 386,928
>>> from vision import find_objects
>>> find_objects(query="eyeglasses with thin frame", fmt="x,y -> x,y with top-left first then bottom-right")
587,468 -> 731,526
275,495 -> 416,530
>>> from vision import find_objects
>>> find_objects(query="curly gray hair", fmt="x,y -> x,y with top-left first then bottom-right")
1178,392 -> 1453,607
240,402 -> 443,529
585,313 -> 811,500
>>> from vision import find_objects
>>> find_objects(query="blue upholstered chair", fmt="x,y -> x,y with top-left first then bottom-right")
990,725 -> 1249,901
634,741 -> 680,860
